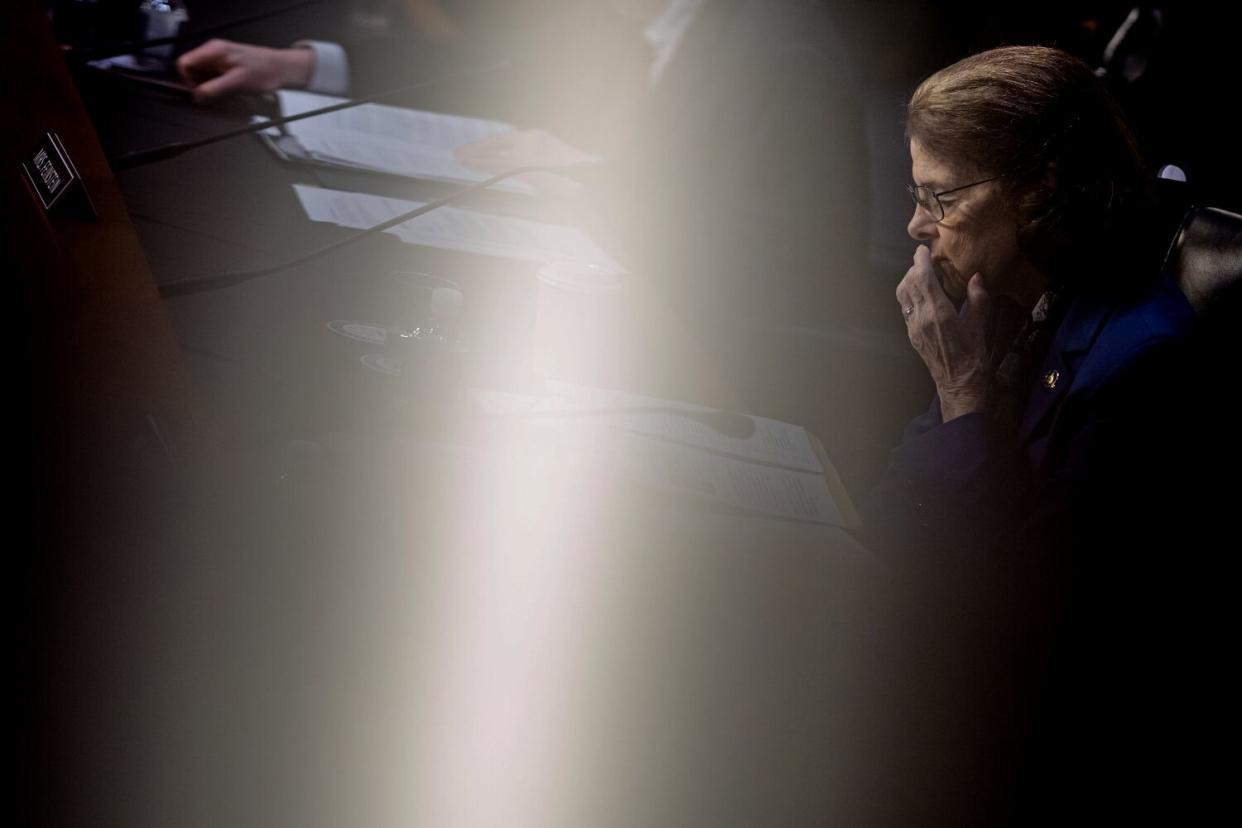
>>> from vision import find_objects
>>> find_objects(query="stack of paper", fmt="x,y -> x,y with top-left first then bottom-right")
260,90 -> 536,194
293,184 -> 622,269
471,383 -> 846,527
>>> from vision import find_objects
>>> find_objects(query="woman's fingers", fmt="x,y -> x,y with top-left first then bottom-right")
899,254 -> 994,406
963,273 -> 992,333
896,246 -> 930,309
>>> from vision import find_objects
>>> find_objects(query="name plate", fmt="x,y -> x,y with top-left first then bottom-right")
22,131 -> 97,219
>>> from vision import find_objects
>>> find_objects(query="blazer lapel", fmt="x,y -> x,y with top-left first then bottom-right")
1019,293 -> 1114,462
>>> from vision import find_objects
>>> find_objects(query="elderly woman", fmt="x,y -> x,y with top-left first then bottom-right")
862,45 -> 1197,562
858,47 -> 1215,822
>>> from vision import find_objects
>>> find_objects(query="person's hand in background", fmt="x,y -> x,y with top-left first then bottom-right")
176,39 -> 315,103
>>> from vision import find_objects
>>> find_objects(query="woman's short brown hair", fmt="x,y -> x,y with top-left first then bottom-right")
907,46 -> 1154,284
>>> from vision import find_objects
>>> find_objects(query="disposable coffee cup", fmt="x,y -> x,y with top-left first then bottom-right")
532,260 -> 624,382
139,0 -> 188,61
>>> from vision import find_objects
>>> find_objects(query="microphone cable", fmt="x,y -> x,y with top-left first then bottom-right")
157,162 -> 598,299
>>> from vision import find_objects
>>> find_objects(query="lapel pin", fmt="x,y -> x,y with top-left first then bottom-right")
1042,369 -> 1061,390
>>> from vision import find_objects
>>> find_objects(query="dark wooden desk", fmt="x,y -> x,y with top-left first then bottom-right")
77,60 -> 749,453
15,10 -> 998,827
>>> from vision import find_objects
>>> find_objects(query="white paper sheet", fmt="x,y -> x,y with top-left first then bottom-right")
549,382 -> 823,473
293,184 -> 622,270
276,90 -> 514,145
589,429 -> 843,526
474,383 -> 824,473
263,91 -> 548,193
471,383 -> 825,474
474,391 -> 843,525
294,126 -> 516,185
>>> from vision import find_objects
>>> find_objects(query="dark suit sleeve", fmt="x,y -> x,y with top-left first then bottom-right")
861,407 -> 1035,562
861,334 -> 1189,564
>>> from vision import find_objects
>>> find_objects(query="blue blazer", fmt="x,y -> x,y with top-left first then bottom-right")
862,273 -> 1197,560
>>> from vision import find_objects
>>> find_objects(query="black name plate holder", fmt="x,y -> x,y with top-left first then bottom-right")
21,131 -> 98,220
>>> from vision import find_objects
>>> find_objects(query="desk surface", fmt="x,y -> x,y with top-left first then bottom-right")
82,66 -> 753,448
22,9 -> 1224,825
8,10 -> 1060,825
18,21 -> 989,827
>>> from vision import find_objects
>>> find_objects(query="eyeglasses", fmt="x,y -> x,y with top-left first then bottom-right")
907,172 -> 1007,222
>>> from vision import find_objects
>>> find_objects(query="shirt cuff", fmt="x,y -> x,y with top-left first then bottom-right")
291,40 -> 350,95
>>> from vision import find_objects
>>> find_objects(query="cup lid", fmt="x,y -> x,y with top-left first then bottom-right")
536,259 -> 623,293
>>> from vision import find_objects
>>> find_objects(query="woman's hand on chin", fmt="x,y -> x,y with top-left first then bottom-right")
896,247 -> 994,422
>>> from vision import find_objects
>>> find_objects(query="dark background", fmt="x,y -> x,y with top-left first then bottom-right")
17,3 -> 1240,825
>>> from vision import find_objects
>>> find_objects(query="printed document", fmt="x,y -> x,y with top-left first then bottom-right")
470,385 -> 842,526
293,184 -> 621,269
264,91 -> 565,194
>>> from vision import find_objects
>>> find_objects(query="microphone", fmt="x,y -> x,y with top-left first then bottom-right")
1095,6 -> 1164,85
387,284 -> 467,408
428,286 -> 465,342
64,0 -> 325,62
108,60 -> 511,171
157,160 -> 602,299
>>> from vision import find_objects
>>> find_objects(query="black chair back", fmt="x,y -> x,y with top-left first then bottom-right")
1163,205 -> 1242,314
